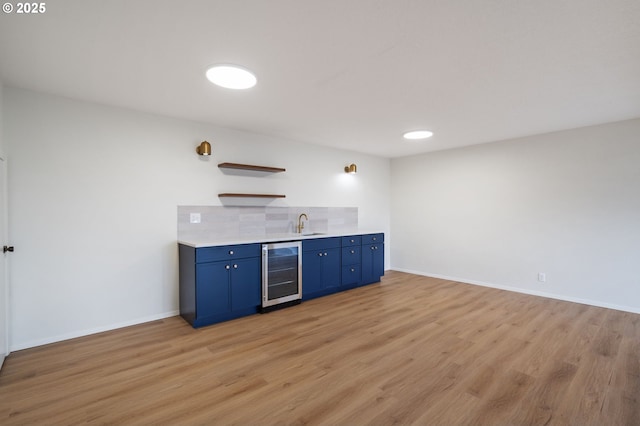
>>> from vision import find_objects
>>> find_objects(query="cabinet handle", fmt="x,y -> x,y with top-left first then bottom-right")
371,246 -> 375,250
318,253 -> 323,257
324,252 -> 328,256
373,237 -> 377,241
351,268 -> 355,272
233,264 -> 238,269
350,250 -> 355,254
350,239 -> 354,243
229,250 -> 234,255
225,265 -> 230,270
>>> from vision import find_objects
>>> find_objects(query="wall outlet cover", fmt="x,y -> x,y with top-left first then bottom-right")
190,213 -> 201,224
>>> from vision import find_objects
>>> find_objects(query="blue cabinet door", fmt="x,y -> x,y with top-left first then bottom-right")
372,244 -> 384,281
322,247 -> 341,290
362,244 -> 374,284
362,243 -> 384,285
302,250 -> 323,298
196,262 -> 230,319
230,257 -> 261,312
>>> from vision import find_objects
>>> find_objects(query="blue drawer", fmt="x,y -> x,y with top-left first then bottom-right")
341,235 -> 361,247
342,246 -> 361,265
362,233 -> 384,245
303,237 -> 341,252
342,264 -> 361,285
195,243 -> 261,263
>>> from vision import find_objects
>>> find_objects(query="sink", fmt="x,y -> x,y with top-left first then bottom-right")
301,232 -> 326,236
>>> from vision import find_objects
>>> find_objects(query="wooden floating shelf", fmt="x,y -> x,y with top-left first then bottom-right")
218,163 -> 286,173
218,193 -> 286,198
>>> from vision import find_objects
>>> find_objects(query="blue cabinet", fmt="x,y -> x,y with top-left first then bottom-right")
179,243 -> 261,328
361,233 -> 384,285
179,232 -> 384,329
302,237 -> 341,300
341,235 -> 362,287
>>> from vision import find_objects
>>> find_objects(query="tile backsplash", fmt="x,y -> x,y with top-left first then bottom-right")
178,206 -> 358,240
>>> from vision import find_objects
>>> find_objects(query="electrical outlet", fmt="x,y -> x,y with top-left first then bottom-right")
538,272 -> 546,283
190,213 -> 201,224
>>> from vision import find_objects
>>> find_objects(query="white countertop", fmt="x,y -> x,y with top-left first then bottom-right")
178,230 -> 383,248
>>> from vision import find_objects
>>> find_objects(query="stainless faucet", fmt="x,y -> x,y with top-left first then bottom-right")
297,213 -> 308,233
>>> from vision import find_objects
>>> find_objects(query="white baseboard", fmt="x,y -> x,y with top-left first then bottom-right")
10,310 -> 180,352
391,268 -> 640,315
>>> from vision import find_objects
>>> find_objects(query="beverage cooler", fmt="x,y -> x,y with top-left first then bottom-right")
261,241 -> 302,311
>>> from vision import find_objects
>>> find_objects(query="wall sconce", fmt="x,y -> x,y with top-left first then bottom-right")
196,141 -> 212,156
344,163 -> 357,174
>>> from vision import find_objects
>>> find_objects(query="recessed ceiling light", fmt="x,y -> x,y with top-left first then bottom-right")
403,130 -> 434,140
206,64 -> 257,89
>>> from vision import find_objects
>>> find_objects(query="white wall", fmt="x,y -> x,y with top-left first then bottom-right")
391,118 -> 640,313
4,87 -> 391,350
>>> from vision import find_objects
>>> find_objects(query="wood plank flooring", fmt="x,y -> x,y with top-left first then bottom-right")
1,271 -> 639,425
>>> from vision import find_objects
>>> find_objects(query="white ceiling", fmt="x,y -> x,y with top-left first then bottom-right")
1,0 -> 639,158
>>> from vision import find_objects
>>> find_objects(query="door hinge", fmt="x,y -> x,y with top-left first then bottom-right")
3,246 -> 14,253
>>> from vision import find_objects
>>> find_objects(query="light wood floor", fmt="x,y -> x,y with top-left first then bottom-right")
1,271 -> 638,425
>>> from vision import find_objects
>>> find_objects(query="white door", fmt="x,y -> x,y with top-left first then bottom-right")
0,156 -> 8,369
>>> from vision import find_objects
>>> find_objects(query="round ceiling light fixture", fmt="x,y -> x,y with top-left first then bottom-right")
206,64 -> 257,89
403,130 -> 434,140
